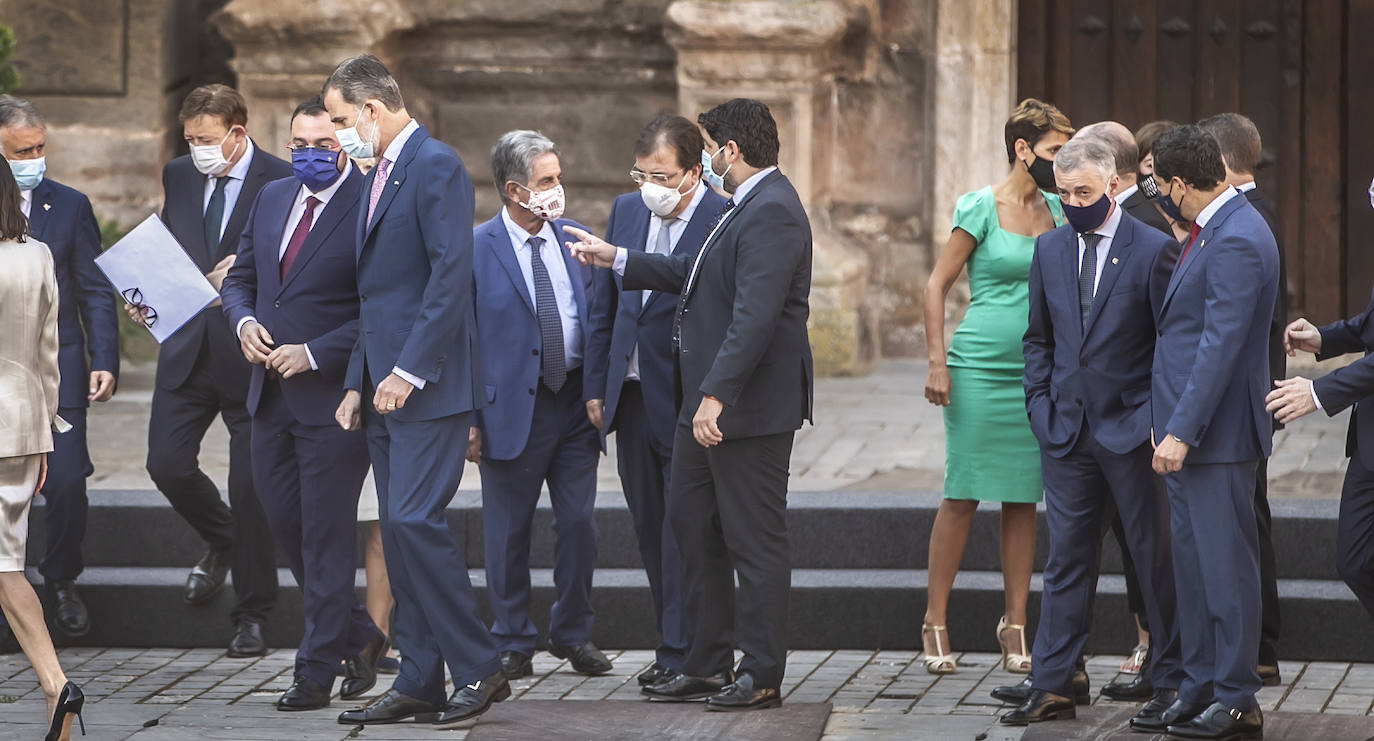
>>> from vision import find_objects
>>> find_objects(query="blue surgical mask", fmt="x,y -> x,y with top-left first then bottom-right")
701,145 -> 732,193
337,106 -> 378,160
291,147 -> 343,192
10,156 -> 45,191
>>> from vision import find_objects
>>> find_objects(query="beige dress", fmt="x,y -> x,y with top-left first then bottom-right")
0,237 -> 66,571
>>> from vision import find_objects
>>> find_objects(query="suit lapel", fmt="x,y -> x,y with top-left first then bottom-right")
1082,213 -> 1132,336
174,165 -> 213,269
1161,193 -> 1244,313
216,142 -> 270,260
261,188 -> 292,297
364,126 -> 426,241
558,219 -> 589,328
685,171 -> 781,301
279,172 -> 361,294
626,210 -> 651,316
487,215 -> 536,315
26,180 -> 52,241
1056,228 -> 1083,346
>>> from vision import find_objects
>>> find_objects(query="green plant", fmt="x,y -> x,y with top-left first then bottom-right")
0,25 -> 20,94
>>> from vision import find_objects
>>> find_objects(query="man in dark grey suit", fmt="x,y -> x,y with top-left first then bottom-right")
565,98 -> 813,712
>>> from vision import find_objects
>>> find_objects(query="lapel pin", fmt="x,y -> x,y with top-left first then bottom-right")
1111,257 -> 1119,265
393,181 -> 400,186
42,203 -> 51,211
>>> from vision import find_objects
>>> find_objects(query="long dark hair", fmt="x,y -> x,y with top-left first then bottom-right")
0,155 -> 29,242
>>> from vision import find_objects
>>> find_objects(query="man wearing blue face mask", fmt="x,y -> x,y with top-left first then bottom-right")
1002,135 -> 1183,728
219,95 -> 384,712
0,96 -> 119,646
584,115 -> 728,687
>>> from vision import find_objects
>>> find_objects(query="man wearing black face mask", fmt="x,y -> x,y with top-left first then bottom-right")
219,96 -> 384,710
1002,136 -> 1182,727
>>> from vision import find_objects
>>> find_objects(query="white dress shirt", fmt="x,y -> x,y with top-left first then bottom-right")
501,205 -> 582,368
374,118 -> 428,390
1114,182 -> 1139,206
1193,185 -> 1239,229
19,188 -> 31,218
1236,180 -> 1257,193
235,161 -> 356,371
1078,200 -> 1123,297
625,183 -> 709,380
202,139 -> 256,245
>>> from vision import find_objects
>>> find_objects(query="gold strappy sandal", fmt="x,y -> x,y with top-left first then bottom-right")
997,616 -> 1032,674
922,623 -> 957,674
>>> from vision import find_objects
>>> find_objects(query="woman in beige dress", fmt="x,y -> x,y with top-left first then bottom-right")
0,155 -> 84,740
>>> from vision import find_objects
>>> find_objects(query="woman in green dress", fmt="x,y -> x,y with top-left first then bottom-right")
920,99 -> 1073,675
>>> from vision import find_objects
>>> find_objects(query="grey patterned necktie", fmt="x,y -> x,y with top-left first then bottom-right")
1079,232 -> 1103,330
528,236 -> 566,392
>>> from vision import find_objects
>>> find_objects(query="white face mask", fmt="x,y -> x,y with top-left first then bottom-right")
639,174 -> 696,218
515,182 -> 566,222
190,128 -> 242,176
338,106 -> 379,160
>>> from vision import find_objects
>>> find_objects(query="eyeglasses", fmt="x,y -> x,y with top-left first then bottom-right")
285,144 -> 341,152
629,168 -> 684,186
121,287 -> 158,328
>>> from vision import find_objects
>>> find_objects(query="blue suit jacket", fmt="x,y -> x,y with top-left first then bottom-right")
472,213 -> 595,460
345,125 -> 482,422
158,144 -> 292,395
584,188 -> 728,451
220,169 -> 364,426
1311,287 -> 1374,470
27,178 -> 119,408
1151,193 -> 1279,464
1024,210 -> 1173,458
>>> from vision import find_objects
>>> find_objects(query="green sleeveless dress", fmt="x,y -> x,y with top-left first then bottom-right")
942,186 -> 1064,502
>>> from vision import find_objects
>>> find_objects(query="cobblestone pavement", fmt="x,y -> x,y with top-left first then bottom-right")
2,648 -> 1371,739
86,356 -> 1354,498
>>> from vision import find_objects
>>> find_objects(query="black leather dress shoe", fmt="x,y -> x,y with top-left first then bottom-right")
1166,702 -> 1263,739
1257,664 -> 1281,687
48,581 -> 91,638
226,619 -> 267,658
642,669 -> 734,702
432,672 -> 511,728
278,674 -> 331,711
184,550 -> 229,605
1130,695 -> 1205,733
549,641 -> 613,675
991,668 -> 1090,706
341,629 -> 387,700
1102,670 -> 1154,700
638,662 -> 675,686
337,688 -> 442,725
500,650 -> 533,680
1129,687 -> 1177,728
706,672 -> 781,711
999,689 -> 1076,725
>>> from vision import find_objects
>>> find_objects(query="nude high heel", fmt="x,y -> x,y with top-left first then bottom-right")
997,616 -> 1032,674
922,623 -> 957,674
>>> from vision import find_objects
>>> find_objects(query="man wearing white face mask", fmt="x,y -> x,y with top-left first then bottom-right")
134,84 -> 291,660
468,130 -> 610,681
584,115 -> 728,687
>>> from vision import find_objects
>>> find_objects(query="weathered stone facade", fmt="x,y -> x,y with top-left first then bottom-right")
6,0 -> 1018,373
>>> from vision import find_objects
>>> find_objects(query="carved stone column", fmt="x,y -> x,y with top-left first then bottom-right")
665,0 -> 877,376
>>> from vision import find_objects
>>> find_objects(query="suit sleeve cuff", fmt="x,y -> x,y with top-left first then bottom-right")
393,366 -> 427,390
613,247 -> 628,276
304,343 -> 319,372
1311,382 -> 1324,411
236,316 -> 256,339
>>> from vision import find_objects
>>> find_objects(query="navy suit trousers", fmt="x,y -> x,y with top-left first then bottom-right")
614,381 -> 686,669
1167,460 -> 1262,710
251,378 -> 375,686
37,406 -> 92,582
480,368 -> 600,655
1338,447 -> 1374,621
364,402 -> 499,703
1032,431 -> 1183,695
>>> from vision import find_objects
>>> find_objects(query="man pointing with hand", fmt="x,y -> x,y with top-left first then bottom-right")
566,98 -> 812,712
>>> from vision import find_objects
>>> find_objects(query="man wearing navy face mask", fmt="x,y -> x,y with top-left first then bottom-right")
220,96 -> 384,711
1004,136 -> 1182,727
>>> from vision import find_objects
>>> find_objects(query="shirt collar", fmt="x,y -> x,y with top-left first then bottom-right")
381,119 -> 420,165
297,159 -> 353,206
726,165 -> 777,206
1236,180 -> 1257,193
218,138 -> 255,182
500,204 -> 556,251
1194,185 -> 1239,229
1083,199 -> 1124,241
1114,182 -> 1139,205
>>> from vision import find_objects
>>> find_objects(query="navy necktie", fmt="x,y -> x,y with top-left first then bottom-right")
529,236 -> 566,393
204,176 -> 229,260
1079,232 -> 1103,329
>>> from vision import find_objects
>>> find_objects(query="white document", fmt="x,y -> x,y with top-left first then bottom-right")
95,214 -> 219,344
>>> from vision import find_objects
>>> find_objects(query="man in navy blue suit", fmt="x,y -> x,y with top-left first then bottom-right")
584,115 -> 727,686
999,136 -> 1181,727
323,54 -> 506,728
220,96 -> 384,711
0,96 -> 119,639
131,85 -> 290,658
1138,125 -> 1278,739
468,130 -> 610,681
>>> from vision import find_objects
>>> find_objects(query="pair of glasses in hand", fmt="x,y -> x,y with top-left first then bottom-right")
121,287 -> 158,328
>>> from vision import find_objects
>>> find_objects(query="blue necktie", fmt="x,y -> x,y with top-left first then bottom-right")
529,236 -> 566,393
1079,232 -> 1102,330
204,176 -> 228,260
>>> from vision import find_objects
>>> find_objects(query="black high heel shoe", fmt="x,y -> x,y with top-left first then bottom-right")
45,681 -> 85,741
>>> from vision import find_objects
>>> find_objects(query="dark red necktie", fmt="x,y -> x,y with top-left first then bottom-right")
280,196 -> 320,280
1174,222 -> 1202,271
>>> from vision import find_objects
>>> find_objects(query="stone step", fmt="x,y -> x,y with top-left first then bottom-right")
29,490 -> 1346,579
27,566 -> 1371,663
